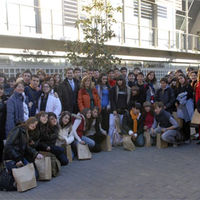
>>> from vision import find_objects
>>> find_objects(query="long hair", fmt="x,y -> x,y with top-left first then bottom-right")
197,70 -> 200,83
59,111 -> 72,128
81,108 -> 92,131
80,75 -> 94,89
145,71 -> 157,84
176,74 -> 188,88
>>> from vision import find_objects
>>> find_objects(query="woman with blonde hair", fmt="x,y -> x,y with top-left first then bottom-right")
78,75 -> 101,112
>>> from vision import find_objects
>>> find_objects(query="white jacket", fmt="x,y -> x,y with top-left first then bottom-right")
37,93 -> 62,118
56,126 -> 74,146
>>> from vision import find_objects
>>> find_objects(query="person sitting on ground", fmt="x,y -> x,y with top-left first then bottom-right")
39,112 -> 68,166
84,107 -> 106,152
122,102 -> 145,147
56,111 -> 81,157
3,117 -> 43,173
143,101 -> 154,132
72,108 -> 96,150
150,102 -> 180,146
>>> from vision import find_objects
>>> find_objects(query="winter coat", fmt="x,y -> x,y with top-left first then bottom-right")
136,82 -> 149,105
122,110 -> 144,135
6,92 -> 28,137
39,126 -> 59,149
155,86 -> 175,113
37,93 -> 62,118
195,82 -> 200,105
3,126 -> 38,162
24,86 -> 41,116
176,84 -> 194,122
0,96 -> 7,140
56,125 -> 74,146
55,78 -> 79,113
78,88 -> 101,112
110,85 -> 131,113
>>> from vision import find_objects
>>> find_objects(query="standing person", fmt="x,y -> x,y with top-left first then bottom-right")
39,112 -> 68,166
7,77 -> 16,96
73,68 -> 81,83
3,117 -> 43,173
56,68 -> 79,113
24,75 -> 41,117
107,69 -> 116,88
36,69 -> 46,87
128,86 -> 140,110
175,74 -> 194,143
135,72 -> 149,105
22,70 -> 32,87
78,75 -> 101,112
133,67 -> 141,80
96,73 -> 110,132
145,71 -> 159,103
6,82 -> 29,136
127,72 -> 135,88
195,70 -> 200,142
189,70 -> 198,91
155,77 -> 175,113
0,73 -> 10,96
93,69 -> 100,85
53,73 -> 61,87
0,86 -> 7,165
37,82 -> 61,118
109,75 -> 131,144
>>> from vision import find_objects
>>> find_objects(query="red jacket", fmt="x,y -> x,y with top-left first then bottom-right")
78,88 -> 101,112
195,82 -> 200,105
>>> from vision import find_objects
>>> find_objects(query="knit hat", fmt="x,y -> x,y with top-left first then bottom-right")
143,101 -> 151,107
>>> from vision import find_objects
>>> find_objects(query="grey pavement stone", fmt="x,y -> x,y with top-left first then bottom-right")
1,143 -> 200,200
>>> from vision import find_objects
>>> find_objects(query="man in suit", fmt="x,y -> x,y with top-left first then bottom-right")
55,68 -> 79,113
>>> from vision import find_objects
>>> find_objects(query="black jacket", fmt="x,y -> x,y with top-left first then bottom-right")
3,126 -> 38,162
155,86 -> 175,113
55,78 -> 79,113
0,96 -> 7,140
122,110 -> 144,135
39,126 -> 58,149
110,85 -> 131,114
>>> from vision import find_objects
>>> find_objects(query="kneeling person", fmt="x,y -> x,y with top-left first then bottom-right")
122,102 -> 145,147
150,102 -> 180,144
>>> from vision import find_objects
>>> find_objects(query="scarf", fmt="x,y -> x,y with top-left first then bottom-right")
130,110 -> 139,133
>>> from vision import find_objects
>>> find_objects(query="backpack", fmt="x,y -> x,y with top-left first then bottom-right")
0,168 -> 16,191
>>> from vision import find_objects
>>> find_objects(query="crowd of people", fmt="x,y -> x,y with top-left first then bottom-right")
0,65 -> 200,190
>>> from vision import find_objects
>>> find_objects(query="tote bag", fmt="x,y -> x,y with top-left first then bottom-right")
35,157 -> 52,181
77,143 -> 92,160
12,163 -> 37,192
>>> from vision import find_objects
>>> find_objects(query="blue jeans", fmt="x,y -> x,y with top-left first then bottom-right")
50,145 -> 68,166
81,136 -> 95,148
5,159 -> 39,179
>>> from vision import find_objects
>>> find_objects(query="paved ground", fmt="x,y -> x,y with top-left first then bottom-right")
1,142 -> 200,200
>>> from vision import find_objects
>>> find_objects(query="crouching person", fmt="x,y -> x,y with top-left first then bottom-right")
122,102 -> 145,147
3,117 -> 43,173
38,112 -> 68,166
150,102 -> 180,145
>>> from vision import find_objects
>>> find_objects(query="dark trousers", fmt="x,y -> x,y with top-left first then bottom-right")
50,145 -> 68,166
101,108 -> 110,132
182,120 -> 191,141
88,133 -> 106,152
0,140 -> 3,163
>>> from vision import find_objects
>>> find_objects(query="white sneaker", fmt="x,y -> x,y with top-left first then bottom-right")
184,139 -> 191,144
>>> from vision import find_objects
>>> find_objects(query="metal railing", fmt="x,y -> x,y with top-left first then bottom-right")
0,1 -> 200,53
